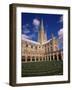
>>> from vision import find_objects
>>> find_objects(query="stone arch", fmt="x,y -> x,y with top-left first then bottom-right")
43,57 -> 45,61
22,56 -> 25,61
58,53 -> 62,60
32,56 -> 35,61
36,56 -> 39,61
40,56 -> 42,61
51,55 -> 53,60
54,54 -> 57,60
27,56 -> 30,61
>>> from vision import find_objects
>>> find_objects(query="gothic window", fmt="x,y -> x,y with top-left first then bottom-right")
40,57 -> 42,61
39,46 -> 41,48
43,57 -> 45,60
31,45 -> 33,48
58,53 -> 62,60
54,55 -> 57,60
27,56 -> 30,61
51,55 -> 53,60
26,44 -> 28,47
36,57 -> 38,61
35,46 -> 37,49
51,47 -> 53,51
32,56 -> 35,61
48,48 -> 49,52
22,56 -> 25,61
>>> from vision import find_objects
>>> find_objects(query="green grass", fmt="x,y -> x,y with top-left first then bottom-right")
21,60 -> 63,77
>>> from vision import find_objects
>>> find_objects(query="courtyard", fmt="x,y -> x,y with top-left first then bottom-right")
22,60 -> 63,77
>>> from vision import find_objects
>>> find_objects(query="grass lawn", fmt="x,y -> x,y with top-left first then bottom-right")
21,60 -> 63,77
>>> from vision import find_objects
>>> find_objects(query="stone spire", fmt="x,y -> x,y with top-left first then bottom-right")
41,19 -> 44,31
38,19 -> 47,44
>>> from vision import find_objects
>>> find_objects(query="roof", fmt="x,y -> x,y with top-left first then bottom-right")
21,35 -> 40,45
21,34 -> 52,45
42,39 -> 52,45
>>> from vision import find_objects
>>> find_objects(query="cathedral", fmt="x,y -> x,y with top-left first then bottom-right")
21,19 -> 63,62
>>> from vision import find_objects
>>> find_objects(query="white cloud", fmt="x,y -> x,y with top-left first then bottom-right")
58,28 -> 63,35
33,26 -> 39,32
32,19 -> 40,33
22,25 -> 26,29
22,34 -> 35,40
29,34 -> 35,39
22,25 -> 30,34
60,16 -> 63,23
58,28 -> 63,39
33,18 -> 40,26
58,28 -> 63,49
22,34 -> 31,39
57,16 -> 63,23
26,24 -> 29,27
23,24 -> 30,28
23,28 -> 30,34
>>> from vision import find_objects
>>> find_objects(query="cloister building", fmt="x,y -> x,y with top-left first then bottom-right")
21,20 -> 63,62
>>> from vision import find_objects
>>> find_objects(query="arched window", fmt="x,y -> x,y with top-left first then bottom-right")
40,57 -> 42,61
51,47 -> 53,51
54,55 -> 57,60
27,56 -> 30,61
35,46 -> 37,49
22,56 -> 25,61
39,46 -> 41,48
26,44 -> 28,47
48,56 -> 50,61
32,56 -> 35,61
51,55 -> 53,60
36,57 -> 38,61
58,53 -> 62,60
31,45 -> 33,48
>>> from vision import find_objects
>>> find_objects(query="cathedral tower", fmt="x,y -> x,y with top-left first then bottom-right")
38,19 -> 47,44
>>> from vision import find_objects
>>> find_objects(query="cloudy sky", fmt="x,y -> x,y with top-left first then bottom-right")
21,13 -> 63,42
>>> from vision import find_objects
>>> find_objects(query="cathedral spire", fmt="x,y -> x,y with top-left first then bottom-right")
38,19 -> 47,44
41,19 -> 44,30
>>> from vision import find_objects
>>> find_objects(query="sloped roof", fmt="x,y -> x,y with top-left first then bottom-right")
21,35 -> 40,45
21,34 -> 53,45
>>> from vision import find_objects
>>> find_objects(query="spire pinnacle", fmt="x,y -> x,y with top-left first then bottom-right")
38,19 -> 47,44
41,19 -> 44,30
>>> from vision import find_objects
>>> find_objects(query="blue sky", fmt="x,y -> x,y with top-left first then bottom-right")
21,13 -> 63,42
